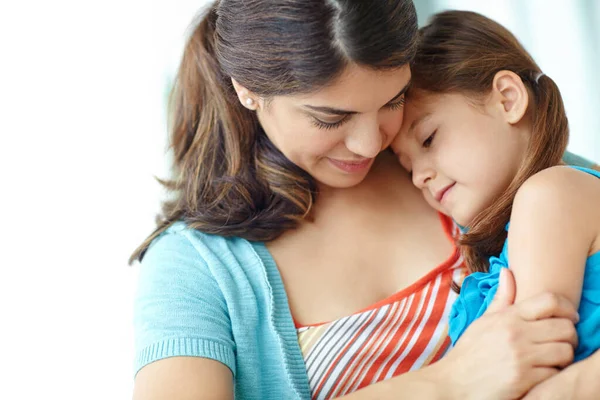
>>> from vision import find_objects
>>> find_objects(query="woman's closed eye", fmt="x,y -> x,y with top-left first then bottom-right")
385,96 -> 406,111
310,115 -> 350,130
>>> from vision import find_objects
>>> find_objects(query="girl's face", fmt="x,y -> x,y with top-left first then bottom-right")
392,92 -> 529,226
251,64 -> 412,189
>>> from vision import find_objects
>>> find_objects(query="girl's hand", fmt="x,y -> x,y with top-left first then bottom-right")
524,350 -> 600,400
433,269 -> 579,400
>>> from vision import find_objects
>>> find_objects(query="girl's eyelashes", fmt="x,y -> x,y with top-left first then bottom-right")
422,130 -> 437,148
310,115 -> 350,130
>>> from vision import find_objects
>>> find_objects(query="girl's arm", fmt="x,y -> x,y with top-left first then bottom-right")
507,165 -> 600,307
509,166 -> 600,399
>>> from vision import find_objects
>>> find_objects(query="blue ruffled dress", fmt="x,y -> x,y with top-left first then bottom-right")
448,166 -> 600,361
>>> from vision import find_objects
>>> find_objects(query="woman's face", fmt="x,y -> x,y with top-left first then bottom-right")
255,64 -> 411,188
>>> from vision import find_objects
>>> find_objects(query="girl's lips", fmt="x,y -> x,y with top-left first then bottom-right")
435,182 -> 456,203
328,157 -> 373,173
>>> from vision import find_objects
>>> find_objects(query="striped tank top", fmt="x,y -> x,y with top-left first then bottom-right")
296,214 -> 465,399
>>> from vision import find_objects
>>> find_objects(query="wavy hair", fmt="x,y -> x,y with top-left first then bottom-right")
130,0 -> 418,262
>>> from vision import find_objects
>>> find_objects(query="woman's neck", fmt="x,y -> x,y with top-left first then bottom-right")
312,150 -> 423,219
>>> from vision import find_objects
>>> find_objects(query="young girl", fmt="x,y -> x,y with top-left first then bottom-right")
393,10 -> 600,361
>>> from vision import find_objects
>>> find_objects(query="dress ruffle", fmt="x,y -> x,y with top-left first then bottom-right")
448,239 -> 508,344
448,230 -> 600,361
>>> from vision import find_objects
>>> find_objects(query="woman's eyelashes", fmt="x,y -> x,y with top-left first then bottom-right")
310,96 -> 406,131
386,96 -> 406,111
310,115 -> 350,130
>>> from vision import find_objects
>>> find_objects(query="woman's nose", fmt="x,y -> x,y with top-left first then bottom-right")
344,115 -> 383,159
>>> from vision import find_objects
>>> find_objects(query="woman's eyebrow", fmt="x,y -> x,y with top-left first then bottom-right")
302,105 -> 358,116
302,80 -> 412,116
386,79 -> 411,104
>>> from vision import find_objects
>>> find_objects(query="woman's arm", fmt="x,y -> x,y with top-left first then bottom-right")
133,231 -> 237,400
134,358 -> 233,400
507,166 -> 598,306
133,275 -> 578,400
524,349 -> 600,400
333,274 -> 577,400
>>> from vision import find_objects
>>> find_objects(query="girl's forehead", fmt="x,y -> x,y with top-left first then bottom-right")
401,98 -> 435,133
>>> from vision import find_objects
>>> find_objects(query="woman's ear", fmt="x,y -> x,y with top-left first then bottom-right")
489,70 -> 530,125
231,78 -> 259,110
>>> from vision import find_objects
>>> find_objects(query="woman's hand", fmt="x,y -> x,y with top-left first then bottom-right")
523,350 -> 600,400
433,269 -> 579,400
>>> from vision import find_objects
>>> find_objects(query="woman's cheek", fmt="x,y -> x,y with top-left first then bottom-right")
382,109 -> 405,145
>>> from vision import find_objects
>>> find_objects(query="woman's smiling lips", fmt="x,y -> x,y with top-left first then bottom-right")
328,157 -> 373,173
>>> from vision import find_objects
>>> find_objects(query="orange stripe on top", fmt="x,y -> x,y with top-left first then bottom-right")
297,214 -> 466,400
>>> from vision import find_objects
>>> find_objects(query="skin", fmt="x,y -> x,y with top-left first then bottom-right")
392,72 -> 531,226
394,71 -> 600,398
394,70 -> 600,299
134,65 -> 583,400
234,64 -> 411,189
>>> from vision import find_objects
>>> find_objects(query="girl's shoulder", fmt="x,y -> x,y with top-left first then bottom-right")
516,165 -> 600,204
513,165 -> 600,253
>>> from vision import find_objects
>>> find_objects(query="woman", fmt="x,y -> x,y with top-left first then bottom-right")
132,1 -> 599,399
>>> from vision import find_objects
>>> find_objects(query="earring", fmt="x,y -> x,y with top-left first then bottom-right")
245,98 -> 255,108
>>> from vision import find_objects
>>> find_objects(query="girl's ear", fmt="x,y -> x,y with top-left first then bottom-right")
489,70 -> 530,125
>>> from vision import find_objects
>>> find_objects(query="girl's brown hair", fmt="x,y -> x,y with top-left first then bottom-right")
410,10 -> 569,273
130,0 -> 418,263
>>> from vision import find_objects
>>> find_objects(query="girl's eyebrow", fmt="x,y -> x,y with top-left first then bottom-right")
409,112 -> 432,135
302,80 -> 412,116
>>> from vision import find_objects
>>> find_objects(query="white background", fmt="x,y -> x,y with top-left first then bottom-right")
0,1 -> 597,399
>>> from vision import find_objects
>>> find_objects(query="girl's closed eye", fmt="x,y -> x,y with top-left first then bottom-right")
422,130 -> 437,148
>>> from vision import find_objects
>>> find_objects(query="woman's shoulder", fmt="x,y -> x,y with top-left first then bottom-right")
140,221 -> 270,288
145,221 -> 254,262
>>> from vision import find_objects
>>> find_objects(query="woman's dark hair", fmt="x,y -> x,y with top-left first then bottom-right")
409,10 -> 569,274
130,0 -> 418,262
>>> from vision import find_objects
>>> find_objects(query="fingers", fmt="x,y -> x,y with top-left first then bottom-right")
528,318 -> 578,348
529,343 -> 575,369
516,292 -> 579,323
487,268 -> 516,313
525,367 -> 559,392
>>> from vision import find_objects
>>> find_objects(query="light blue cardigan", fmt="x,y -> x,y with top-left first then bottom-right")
134,222 -> 311,399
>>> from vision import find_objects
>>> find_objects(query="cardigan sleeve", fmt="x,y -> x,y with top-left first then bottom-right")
133,230 -> 236,377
